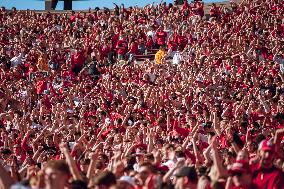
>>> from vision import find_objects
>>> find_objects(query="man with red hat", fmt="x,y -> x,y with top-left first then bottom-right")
250,139 -> 284,189
227,160 -> 252,189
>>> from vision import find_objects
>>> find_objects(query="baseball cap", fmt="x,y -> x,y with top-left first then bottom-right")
258,139 -> 275,152
119,176 -> 135,187
10,184 -> 31,189
175,166 -> 198,183
228,160 -> 249,175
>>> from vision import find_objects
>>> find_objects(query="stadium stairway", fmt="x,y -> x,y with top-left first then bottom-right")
134,49 -> 158,62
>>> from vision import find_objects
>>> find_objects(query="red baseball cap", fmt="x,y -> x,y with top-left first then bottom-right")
228,160 -> 249,174
258,139 -> 275,152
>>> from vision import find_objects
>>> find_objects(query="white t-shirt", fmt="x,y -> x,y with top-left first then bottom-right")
10,183 -> 32,189
173,51 -> 183,65
162,159 -> 175,169
147,73 -> 156,82
10,53 -> 23,67
147,30 -> 156,41
274,55 -> 284,73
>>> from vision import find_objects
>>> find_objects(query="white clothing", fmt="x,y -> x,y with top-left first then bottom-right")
10,53 -> 23,67
173,51 -> 183,65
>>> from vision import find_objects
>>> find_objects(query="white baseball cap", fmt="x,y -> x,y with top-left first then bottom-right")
119,176 -> 135,187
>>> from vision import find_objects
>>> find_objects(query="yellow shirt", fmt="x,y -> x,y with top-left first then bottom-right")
37,56 -> 48,71
155,50 -> 166,64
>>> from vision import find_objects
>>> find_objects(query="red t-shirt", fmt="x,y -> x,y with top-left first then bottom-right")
195,3 -> 204,17
116,40 -> 128,55
176,35 -> 188,49
100,45 -> 111,59
251,163 -> 284,189
168,41 -> 178,51
172,119 -> 190,137
71,51 -> 85,68
112,34 -> 119,48
36,80 -> 47,94
156,31 -> 167,46
129,42 -> 139,54
146,38 -> 154,49
70,15 -> 76,22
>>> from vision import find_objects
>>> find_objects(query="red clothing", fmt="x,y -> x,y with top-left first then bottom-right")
168,41 -> 178,51
116,40 -> 128,55
176,35 -> 188,49
156,31 -> 167,46
36,80 -> 47,94
71,51 -> 85,68
146,38 -> 154,49
21,135 -> 32,152
100,45 -> 111,59
195,3 -> 204,17
70,15 -> 76,22
184,150 -> 196,164
112,34 -> 119,48
230,186 -> 250,189
210,7 -> 220,16
129,42 -> 139,54
173,119 -> 190,137
251,163 -> 284,189
217,132 -> 228,148
182,1 -> 189,11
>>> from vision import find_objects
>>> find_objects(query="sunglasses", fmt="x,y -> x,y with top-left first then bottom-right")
232,172 -> 243,177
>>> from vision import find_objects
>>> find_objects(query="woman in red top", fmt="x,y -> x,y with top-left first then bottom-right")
116,35 -> 128,60
175,31 -> 188,50
156,27 -> 167,47
126,39 -> 138,62
194,1 -> 204,18
167,35 -> 178,57
145,36 -> 154,50
70,47 -> 86,76
128,39 -> 139,55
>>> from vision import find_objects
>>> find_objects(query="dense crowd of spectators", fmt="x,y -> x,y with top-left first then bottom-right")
0,0 -> 284,188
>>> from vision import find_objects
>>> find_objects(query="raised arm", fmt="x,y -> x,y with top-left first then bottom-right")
163,159 -> 185,183
59,143 -> 83,181
213,111 -> 221,136
0,163 -> 14,189
147,128 -> 154,153
211,136 -> 228,179
86,151 -> 98,179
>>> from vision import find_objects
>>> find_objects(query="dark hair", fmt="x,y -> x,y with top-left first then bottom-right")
95,161 -> 104,169
80,158 -> 91,165
117,118 -> 123,124
100,111 -> 107,116
27,150 -> 34,155
140,162 -> 155,173
175,150 -> 186,158
145,153 -> 155,161
125,155 -> 136,166
255,134 -> 266,145
1,148 -> 12,155
124,164 -> 134,172
94,171 -> 116,187
70,180 -> 88,189
46,160 -> 70,176
197,166 -> 210,176
211,181 -> 225,189
233,133 -> 244,148
240,121 -> 248,128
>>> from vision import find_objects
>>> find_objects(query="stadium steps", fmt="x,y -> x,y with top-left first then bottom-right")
134,49 -> 158,62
